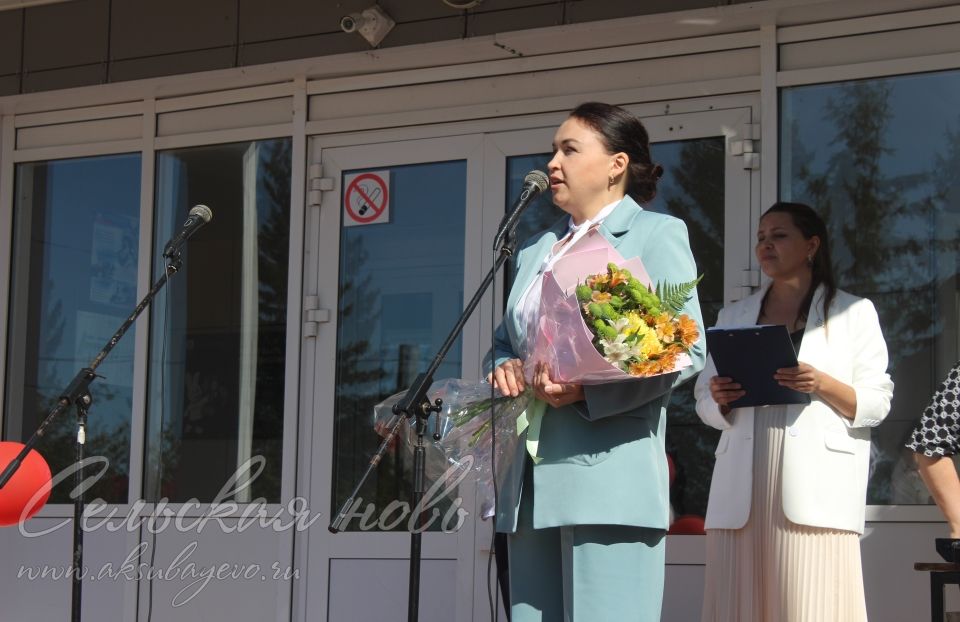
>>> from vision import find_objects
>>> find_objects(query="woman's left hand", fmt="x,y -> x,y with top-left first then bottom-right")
774,362 -> 822,394
532,362 -> 585,408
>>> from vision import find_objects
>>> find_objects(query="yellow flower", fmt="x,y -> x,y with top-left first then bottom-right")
591,291 -> 612,303
637,324 -> 663,359
623,312 -> 645,336
654,313 -> 675,342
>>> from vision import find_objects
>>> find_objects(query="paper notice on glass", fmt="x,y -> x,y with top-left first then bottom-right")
90,213 -> 138,307
705,325 -> 810,408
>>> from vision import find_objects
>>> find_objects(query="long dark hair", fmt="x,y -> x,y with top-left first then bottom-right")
762,201 -> 837,326
569,102 -> 663,204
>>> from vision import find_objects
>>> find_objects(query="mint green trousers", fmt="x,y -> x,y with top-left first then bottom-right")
508,465 -> 666,622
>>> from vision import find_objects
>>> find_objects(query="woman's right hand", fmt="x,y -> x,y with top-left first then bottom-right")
709,376 -> 744,413
487,358 -> 526,397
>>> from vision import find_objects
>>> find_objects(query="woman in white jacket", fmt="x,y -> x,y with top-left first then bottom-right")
695,202 -> 893,622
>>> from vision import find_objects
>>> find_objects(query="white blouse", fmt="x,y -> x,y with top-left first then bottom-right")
515,199 -> 622,358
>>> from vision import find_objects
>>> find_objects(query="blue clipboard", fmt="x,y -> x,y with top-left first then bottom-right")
705,325 -> 811,408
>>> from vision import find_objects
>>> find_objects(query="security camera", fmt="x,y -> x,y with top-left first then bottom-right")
340,13 -> 360,33
338,5 -> 395,47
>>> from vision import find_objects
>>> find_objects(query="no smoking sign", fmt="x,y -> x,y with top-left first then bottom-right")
343,171 -> 390,227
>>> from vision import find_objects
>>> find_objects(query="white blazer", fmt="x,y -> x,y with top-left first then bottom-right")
695,284 -> 893,534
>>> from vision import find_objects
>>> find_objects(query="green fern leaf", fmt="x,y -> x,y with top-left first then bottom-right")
655,275 -> 703,315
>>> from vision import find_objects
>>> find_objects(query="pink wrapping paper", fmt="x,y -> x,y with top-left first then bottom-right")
523,229 -> 692,384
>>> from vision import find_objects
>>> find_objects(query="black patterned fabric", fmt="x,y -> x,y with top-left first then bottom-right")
906,362 -> 960,457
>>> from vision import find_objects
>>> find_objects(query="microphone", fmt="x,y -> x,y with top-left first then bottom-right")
493,170 -> 549,251
162,205 -> 213,259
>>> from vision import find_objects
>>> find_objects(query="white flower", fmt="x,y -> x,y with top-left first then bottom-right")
600,333 -> 632,364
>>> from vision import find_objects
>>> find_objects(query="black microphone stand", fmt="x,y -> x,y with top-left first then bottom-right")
329,228 -> 521,622
0,253 -> 185,622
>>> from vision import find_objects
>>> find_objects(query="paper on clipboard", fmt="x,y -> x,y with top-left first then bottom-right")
705,324 -> 810,408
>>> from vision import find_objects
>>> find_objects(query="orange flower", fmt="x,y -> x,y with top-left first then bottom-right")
628,360 -> 659,377
677,315 -> 699,347
628,350 -> 679,376
655,350 -> 679,373
608,270 -> 628,287
586,274 -> 609,288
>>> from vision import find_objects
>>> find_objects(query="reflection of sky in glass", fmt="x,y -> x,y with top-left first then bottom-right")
338,160 -> 467,391
782,72 -> 960,504
10,153 -> 141,502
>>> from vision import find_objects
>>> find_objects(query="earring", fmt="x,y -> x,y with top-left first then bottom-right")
807,255 -> 814,265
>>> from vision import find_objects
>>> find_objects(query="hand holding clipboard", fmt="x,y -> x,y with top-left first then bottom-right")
705,325 -> 811,408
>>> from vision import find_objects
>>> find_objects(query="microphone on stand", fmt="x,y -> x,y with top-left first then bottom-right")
492,170 -> 550,251
162,205 -> 213,258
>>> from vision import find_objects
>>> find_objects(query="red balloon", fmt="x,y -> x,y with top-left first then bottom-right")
0,441 -> 52,527
668,514 -> 706,535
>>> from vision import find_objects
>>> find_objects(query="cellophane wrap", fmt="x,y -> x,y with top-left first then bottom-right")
374,378 -> 530,519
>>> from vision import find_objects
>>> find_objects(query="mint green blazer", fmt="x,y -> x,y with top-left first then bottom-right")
484,196 -> 706,533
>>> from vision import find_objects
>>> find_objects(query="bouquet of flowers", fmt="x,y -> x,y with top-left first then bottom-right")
520,228 -> 700,385
374,230 -> 702,518
576,261 -> 701,376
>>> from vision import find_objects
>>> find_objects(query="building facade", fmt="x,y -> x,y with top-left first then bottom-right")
0,0 -> 958,620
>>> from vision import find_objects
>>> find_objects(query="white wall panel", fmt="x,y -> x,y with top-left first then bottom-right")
0,517 -> 135,621
132,520 -> 296,622
156,98 -> 292,137
328,558 -> 457,622
307,48 -> 759,130
663,564 -> 705,622
861,521 -> 958,622
781,21 -> 960,71
15,114 -> 141,149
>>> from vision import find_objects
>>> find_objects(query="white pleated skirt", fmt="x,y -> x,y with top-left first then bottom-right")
701,407 -> 868,622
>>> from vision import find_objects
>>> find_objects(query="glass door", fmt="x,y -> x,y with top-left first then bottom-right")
302,102 -> 758,622
303,134 -> 484,622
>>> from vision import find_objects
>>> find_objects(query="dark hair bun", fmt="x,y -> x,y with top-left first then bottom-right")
569,102 -> 660,204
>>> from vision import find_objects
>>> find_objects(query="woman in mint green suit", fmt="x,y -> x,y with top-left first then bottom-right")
485,102 -> 705,621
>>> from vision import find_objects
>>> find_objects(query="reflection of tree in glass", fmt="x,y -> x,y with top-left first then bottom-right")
332,235 -> 399,523
508,192 -> 563,288
35,416 -> 131,504
148,421 -> 182,499
658,139 -> 725,519
795,83 -> 956,328
791,81 -> 960,503
662,139 -> 725,288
